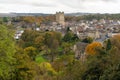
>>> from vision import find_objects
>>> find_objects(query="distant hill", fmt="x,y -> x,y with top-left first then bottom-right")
65,12 -> 93,16
0,13 -> 17,17
0,12 -> 117,17
15,13 -> 50,16
0,13 -> 50,17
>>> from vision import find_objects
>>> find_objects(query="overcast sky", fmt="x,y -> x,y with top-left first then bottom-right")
0,0 -> 120,13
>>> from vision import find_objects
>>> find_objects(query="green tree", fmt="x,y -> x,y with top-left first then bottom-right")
81,56 -> 107,80
106,39 -> 112,51
0,18 -> 3,24
34,35 -> 45,51
82,37 -> 93,43
72,34 -> 79,42
3,17 -> 8,22
61,42 -> 73,55
63,31 -> 79,43
0,24 -> 16,80
14,48 -> 40,80
44,31 -> 61,62
63,31 -> 74,42
24,46 -> 38,60
20,30 -> 39,48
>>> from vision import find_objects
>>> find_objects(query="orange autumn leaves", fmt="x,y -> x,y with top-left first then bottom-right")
85,42 -> 102,55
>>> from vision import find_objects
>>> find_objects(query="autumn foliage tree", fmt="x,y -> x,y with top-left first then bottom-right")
20,15 -> 55,26
24,46 -> 37,60
85,42 -> 102,55
44,31 -> 62,62
14,48 -> 40,80
20,16 -> 43,24
20,30 -> 40,48
34,35 -> 45,51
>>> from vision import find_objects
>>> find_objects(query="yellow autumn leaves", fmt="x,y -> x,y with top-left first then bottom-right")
39,62 -> 57,75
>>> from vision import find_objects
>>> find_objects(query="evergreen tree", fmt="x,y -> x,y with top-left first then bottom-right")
106,39 -> 112,51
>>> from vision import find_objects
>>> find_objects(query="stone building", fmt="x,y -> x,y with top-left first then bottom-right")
56,12 -> 65,26
87,30 -> 100,39
73,42 -> 88,60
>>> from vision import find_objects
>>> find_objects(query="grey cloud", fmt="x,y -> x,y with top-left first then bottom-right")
56,0 -> 118,9
0,0 -> 119,13
0,0 -> 25,4
102,0 -> 117,2
0,0 -> 117,8
31,3 -> 57,7
57,0 -> 85,8
0,0 -> 56,7
82,0 -> 117,2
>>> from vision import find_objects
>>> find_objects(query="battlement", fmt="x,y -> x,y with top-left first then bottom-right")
56,12 -> 64,14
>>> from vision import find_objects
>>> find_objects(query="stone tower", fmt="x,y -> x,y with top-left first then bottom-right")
56,12 -> 65,25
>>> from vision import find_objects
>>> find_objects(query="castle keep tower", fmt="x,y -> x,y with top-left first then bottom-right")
56,12 -> 65,25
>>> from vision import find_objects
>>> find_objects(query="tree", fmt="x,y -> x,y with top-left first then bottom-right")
106,39 -> 112,51
44,31 -> 62,62
3,17 -> 8,22
0,18 -> 3,24
85,42 -> 102,55
61,42 -> 73,55
72,34 -> 80,42
0,24 -> 16,80
63,31 -> 74,42
34,35 -> 45,51
63,30 -> 79,43
111,35 -> 120,50
53,55 -> 74,72
99,48 -> 120,80
14,48 -> 40,80
82,37 -> 93,43
21,16 -> 36,23
39,62 -> 57,76
24,46 -> 37,60
20,30 -> 40,48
